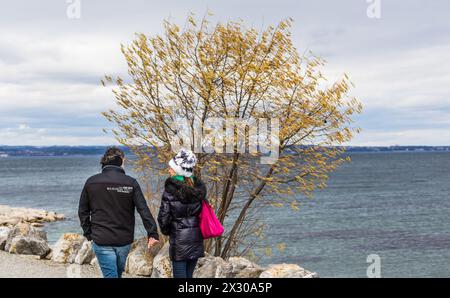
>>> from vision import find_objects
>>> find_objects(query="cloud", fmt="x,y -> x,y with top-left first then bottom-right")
348,128 -> 450,147
0,30 -> 125,145
0,124 -> 116,146
0,31 -> 127,83
0,0 -> 450,145
323,43 -> 450,146
338,45 -> 450,109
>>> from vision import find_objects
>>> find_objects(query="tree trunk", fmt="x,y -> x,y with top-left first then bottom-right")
220,166 -> 275,258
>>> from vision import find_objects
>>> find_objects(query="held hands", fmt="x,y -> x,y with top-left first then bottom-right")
147,237 -> 160,249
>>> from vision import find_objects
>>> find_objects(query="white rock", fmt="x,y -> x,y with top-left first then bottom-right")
90,257 -> 101,274
30,223 -> 45,228
0,205 -> 64,226
0,218 -> 20,226
149,244 -> 318,279
259,263 -> 318,278
73,239 -> 95,265
151,242 -> 172,278
0,226 -> 11,250
194,256 -> 233,278
228,257 -> 265,278
51,233 -> 85,263
125,237 -> 161,276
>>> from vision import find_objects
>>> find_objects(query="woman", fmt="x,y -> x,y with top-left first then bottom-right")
157,149 -> 206,278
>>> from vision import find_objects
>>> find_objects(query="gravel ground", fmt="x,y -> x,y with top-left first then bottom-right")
0,250 -> 102,278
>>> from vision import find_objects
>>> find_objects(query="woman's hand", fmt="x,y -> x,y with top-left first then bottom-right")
147,237 -> 160,249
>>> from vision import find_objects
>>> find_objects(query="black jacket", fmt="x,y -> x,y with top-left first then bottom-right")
78,165 -> 159,246
157,177 -> 206,261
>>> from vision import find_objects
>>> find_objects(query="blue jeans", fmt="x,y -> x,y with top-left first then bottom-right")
92,242 -> 131,278
172,259 -> 198,278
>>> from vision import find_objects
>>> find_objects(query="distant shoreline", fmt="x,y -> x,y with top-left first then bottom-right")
1,145 -> 450,158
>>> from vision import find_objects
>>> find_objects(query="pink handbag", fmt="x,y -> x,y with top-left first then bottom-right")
199,200 -> 224,239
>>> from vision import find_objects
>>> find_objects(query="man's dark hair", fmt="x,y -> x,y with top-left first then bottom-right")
101,147 -> 125,168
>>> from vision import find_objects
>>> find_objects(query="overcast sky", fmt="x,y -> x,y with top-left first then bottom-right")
0,0 -> 449,146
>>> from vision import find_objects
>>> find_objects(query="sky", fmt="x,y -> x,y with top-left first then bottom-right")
0,0 -> 449,146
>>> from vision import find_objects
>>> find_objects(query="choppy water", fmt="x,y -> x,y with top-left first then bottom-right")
1,152 -> 449,277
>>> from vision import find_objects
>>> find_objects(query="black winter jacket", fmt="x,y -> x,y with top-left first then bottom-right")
78,165 -> 159,246
157,177 -> 206,261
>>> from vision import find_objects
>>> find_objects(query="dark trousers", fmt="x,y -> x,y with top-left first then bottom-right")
172,259 -> 198,278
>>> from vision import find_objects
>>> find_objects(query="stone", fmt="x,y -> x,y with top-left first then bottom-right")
0,226 -> 10,250
55,213 -> 65,220
193,256 -> 264,278
228,257 -> 265,278
149,245 -> 317,279
151,242 -> 172,278
73,238 -> 95,265
4,222 -> 47,252
51,233 -> 86,263
0,205 -> 64,226
259,264 -> 318,278
8,235 -> 51,256
90,257 -> 101,274
194,256 -> 233,278
44,249 -> 53,260
31,223 -> 45,228
125,237 -> 162,276
0,218 -> 20,226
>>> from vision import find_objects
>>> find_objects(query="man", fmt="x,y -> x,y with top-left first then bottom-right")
78,147 -> 159,278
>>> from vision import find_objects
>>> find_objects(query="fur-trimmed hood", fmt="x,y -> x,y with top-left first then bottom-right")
164,176 -> 206,204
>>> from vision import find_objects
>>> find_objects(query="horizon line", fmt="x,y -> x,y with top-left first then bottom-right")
1,145 -> 450,148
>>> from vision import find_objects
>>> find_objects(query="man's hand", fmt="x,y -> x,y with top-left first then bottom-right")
147,237 -> 160,249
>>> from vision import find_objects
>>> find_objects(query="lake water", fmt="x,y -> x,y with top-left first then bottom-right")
0,152 -> 449,277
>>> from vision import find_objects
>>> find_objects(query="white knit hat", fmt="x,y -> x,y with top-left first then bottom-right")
168,149 -> 197,177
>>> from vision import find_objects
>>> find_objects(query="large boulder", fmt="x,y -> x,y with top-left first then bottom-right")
73,238 -> 95,265
151,242 -> 172,278
194,256 -> 233,278
0,226 -> 11,250
125,237 -> 162,276
259,264 -> 318,278
4,223 -> 49,256
193,256 -> 264,278
4,222 -> 47,248
51,233 -> 93,264
51,233 -> 84,263
228,257 -> 265,278
8,235 -> 50,256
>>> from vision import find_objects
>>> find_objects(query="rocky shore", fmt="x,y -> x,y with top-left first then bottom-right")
0,205 -> 65,226
0,206 -> 318,278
